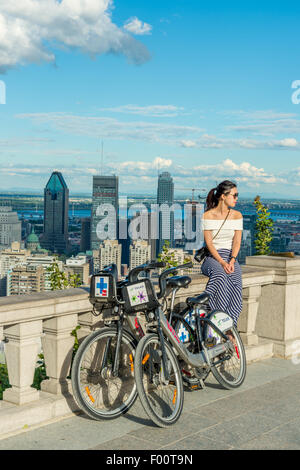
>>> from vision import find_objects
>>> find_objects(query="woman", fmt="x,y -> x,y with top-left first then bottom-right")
201,180 -> 243,329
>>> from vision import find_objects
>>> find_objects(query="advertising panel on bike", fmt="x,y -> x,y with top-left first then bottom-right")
89,273 -> 117,306
122,279 -> 160,313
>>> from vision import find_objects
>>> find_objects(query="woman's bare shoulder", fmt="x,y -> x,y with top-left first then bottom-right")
203,209 -> 216,220
230,209 -> 243,219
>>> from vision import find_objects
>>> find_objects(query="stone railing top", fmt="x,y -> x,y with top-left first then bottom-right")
1,256 -> 298,327
0,287 -> 91,326
246,254 -> 300,269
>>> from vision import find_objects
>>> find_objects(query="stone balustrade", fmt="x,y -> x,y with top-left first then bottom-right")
0,255 -> 300,410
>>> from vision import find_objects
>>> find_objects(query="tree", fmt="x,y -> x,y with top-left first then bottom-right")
158,240 -> 178,270
254,196 -> 274,255
47,258 -> 82,290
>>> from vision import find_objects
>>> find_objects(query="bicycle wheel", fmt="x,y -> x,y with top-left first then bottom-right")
207,325 -> 246,389
134,333 -> 184,428
71,327 -> 137,420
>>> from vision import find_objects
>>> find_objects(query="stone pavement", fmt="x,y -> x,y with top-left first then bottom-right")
0,357 -> 300,450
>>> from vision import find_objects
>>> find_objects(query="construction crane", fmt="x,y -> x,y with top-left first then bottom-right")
176,188 -> 206,203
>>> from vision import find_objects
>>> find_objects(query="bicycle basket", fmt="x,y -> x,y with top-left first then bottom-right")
121,278 -> 160,314
89,273 -> 117,308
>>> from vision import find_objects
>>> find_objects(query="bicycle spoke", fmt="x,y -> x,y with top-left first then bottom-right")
72,328 -> 137,419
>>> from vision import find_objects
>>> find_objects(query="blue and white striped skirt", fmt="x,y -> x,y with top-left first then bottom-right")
201,249 -> 242,326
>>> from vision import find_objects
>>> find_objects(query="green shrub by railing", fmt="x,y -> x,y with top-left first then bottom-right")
254,196 -> 274,255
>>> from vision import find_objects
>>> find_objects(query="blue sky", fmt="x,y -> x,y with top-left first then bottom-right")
1,0 -> 300,198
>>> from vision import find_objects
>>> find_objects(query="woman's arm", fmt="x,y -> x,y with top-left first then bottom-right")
204,230 -> 229,269
231,230 -> 242,260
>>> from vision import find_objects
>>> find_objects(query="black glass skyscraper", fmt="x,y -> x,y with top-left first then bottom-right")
40,171 -> 69,253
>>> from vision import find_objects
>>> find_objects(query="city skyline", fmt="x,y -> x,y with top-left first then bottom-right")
1,1 -> 300,197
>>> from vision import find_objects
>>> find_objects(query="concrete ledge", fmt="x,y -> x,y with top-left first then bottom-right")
245,339 -> 274,363
0,391 -> 80,440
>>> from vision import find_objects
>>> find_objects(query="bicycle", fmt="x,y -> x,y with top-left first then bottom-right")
134,264 -> 247,427
71,260 -> 164,420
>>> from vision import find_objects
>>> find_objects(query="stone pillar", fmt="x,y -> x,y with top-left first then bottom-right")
41,314 -> 78,395
3,320 -> 43,405
77,311 -> 103,342
246,255 -> 300,358
238,285 -> 261,345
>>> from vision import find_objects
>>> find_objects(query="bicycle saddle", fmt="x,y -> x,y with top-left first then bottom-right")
186,292 -> 210,305
166,275 -> 191,289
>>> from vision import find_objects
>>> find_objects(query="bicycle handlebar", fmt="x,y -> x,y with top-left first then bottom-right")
157,261 -> 193,299
128,260 -> 166,283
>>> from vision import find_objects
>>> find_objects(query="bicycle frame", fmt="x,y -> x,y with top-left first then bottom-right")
150,307 -> 234,372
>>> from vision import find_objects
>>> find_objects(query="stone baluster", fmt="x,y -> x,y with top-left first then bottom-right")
3,320 -> 43,405
77,311 -> 103,342
41,314 -> 78,395
238,285 -> 261,346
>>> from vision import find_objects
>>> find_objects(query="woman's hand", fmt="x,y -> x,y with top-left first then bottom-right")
220,259 -> 235,274
220,260 -> 232,274
228,258 -> 235,273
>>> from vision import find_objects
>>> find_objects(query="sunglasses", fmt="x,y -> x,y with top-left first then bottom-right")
225,192 -> 239,199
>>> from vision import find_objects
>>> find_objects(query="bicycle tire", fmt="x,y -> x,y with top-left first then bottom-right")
71,327 -> 137,420
134,333 -> 184,428
207,325 -> 246,389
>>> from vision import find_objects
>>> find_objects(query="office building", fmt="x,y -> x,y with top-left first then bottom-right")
80,217 -> 91,252
26,254 -> 63,291
97,239 -> 122,276
157,172 -> 174,256
91,175 -> 118,250
0,206 -> 21,250
0,242 -> 30,296
40,171 -> 69,254
7,265 -> 45,296
65,254 -> 90,285
129,240 -> 151,269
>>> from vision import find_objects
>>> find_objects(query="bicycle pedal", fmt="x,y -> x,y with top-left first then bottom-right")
182,374 -> 205,391
205,337 -> 217,348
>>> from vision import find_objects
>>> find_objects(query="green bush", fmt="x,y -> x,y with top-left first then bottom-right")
254,196 -> 274,255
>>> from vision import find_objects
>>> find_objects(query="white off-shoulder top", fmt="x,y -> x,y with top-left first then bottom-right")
201,217 -> 243,250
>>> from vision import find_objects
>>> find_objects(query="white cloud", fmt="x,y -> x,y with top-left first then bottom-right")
278,138 -> 298,147
16,112 -> 204,144
99,104 -> 184,117
180,140 -> 197,148
123,17 -> 152,35
0,158 -> 295,192
0,0 -> 150,72
181,134 -> 300,150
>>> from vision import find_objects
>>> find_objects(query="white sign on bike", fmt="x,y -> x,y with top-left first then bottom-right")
127,282 -> 149,307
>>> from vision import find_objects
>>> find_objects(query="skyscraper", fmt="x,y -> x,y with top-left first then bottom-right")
91,175 -> 119,250
0,206 -> 21,250
40,171 -> 69,254
157,171 -> 174,255
129,240 -> 151,270
80,217 -> 91,252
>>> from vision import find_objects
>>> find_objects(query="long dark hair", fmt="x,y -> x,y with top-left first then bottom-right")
205,180 -> 237,211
